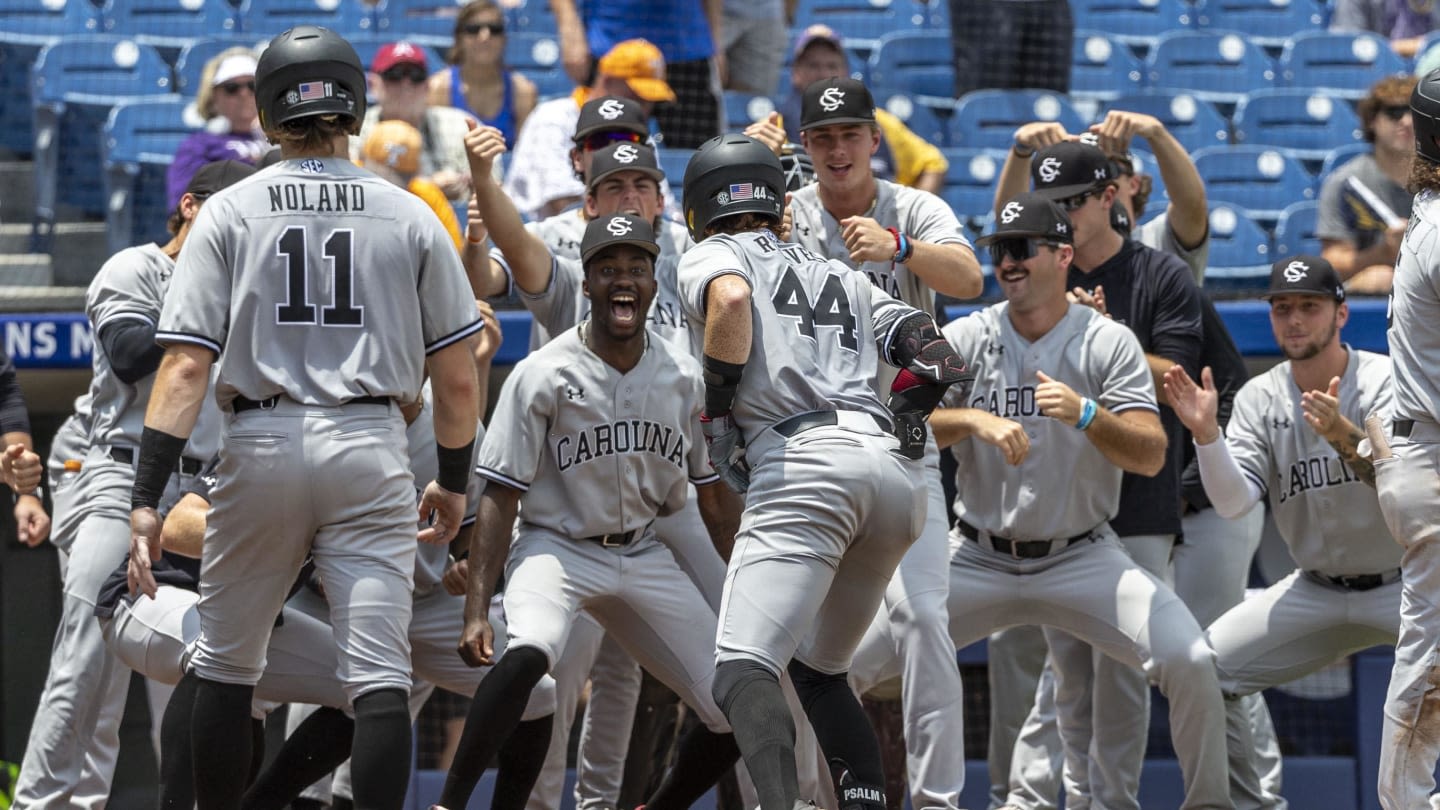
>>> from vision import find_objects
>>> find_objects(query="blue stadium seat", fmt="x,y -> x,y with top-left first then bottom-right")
1101,93 -> 1230,153
947,90 -> 1086,151
1317,141 -> 1371,188
372,0 -> 462,49
657,148 -> 695,185
867,30 -> 954,100
1232,88 -> 1364,161
505,32 -> 571,100
234,0 -> 374,39
874,91 -> 947,147
103,97 -> 201,254
1279,31 -> 1408,99
1192,145 -> 1316,220
1145,30 -> 1277,105
509,0 -> 559,36
1272,199 -> 1321,257
792,0 -> 905,54
1126,148 -> 1169,209
99,0 -> 240,55
723,91 -> 776,130
0,1 -> 106,157
30,37 -> 174,251
1069,0 -> 1194,51
1071,31 -> 1145,103
1204,201 -> 1272,282
174,37 -> 262,97
939,147 -> 1004,223
1192,0 -> 1324,48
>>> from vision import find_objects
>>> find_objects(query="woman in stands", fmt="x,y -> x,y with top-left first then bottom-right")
165,47 -> 269,209
428,0 -> 538,146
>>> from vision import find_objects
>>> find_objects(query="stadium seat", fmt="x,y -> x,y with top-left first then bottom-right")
1145,30 -> 1277,105
874,91 -> 947,147
505,32 -> 571,100
1069,0 -> 1194,51
1071,31 -> 1145,104
509,0 -> 559,35
792,0 -> 905,54
1272,199 -> 1321,257
1279,31 -> 1408,99
867,30 -> 955,100
1125,148 -> 1169,211
1192,145 -> 1315,220
657,148 -> 695,186
1192,0 -> 1325,48
723,91 -> 776,130
103,98 -> 200,255
30,37 -> 174,251
947,90 -> 1086,152
100,0 -> 240,56
1231,88 -> 1364,161
1204,201 -> 1272,282
1317,141 -> 1371,188
939,147 -> 1005,223
174,37 -> 263,97
372,0 -> 462,49
0,0 -> 106,157
1101,93 -> 1230,153
234,0 -> 374,39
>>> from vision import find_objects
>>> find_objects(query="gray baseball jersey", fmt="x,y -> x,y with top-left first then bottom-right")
86,244 -> 221,460
1136,213 -> 1209,286
1225,348 -> 1399,575
1388,188 -> 1440,424
476,325 -> 717,538
676,230 -> 919,438
788,179 -> 971,316
157,158 -> 483,407
941,303 -> 1158,540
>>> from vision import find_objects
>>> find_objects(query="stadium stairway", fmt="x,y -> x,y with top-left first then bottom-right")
0,148 -> 108,296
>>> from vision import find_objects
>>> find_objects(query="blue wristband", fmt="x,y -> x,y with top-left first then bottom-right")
1076,397 -> 1098,431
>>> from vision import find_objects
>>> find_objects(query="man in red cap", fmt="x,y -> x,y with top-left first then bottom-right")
355,41 -> 475,200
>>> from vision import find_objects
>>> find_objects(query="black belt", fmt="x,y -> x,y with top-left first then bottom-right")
1307,569 -> 1402,592
959,520 -> 1095,559
233,395 -> 390,413
582,528 -> 643,548
108,447 -> 204,476
771,410 -> 893,439
1395,419 -> 1414,439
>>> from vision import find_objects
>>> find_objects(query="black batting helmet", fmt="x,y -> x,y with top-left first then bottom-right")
255,26 -> 366,130
682,134 -> 785,243
1412,68 -> 1440,164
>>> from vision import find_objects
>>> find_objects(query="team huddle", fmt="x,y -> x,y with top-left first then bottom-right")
8,21 -> 1440,810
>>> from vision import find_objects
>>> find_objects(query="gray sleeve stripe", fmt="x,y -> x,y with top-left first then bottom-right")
425,318 -> 487,355
460,514 -> 478,528
155,331 -> 221,354
97,311 -> 155,330
1242,469 -> 1267,496
695,268 -> 747,315
477,467 -> 529,492
1109,401 -> 1160,415
690,472 -> 721,486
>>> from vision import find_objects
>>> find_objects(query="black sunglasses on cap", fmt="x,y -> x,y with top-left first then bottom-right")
463,21 -> 505,36
581,130 -> 644,151
218,80 -> 255,96
987,237 -> 1063,266
380,65 -> 428,84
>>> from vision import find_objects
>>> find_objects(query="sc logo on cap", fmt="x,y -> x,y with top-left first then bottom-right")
819,87 -> 846,112
613,143 -> 639,163
1283,260 -> 1309,283
1000,201 -> 1024,224
598,99 -> 625,120
1037,157 -> 1062,184
607,217 -> 634,236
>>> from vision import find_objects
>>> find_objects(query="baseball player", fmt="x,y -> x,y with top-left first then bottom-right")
677,133 -> 970,810
11,160 -> 247,810
1162,255 -> 1401,810
1368,68 -> 1440,810
126,26 -> 483,810
925,191 -> 1229,810
785,76 -> 981,810
42,395 -> 92,553
438,214 -> 743,810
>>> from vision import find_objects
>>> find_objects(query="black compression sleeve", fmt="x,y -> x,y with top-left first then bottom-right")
98,319 -> 165,385
132,427 -> 188,510
0,358 -> 30,436
703,355 -> 745,416
437,439 -> 475,494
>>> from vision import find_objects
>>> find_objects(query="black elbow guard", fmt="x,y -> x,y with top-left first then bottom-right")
886,312 -> 970,387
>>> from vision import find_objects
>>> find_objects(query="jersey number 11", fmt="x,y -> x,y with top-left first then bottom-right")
276,227 -> 365,327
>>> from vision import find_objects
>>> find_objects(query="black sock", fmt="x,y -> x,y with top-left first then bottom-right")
350,688 -> 412,810
192,677 -> 258,810
442,646 -> 549,809
643,723 -> 741,810
160,672 -> 201,810
712,659 -> 798,810
249,718 -> 266,788
332,798 -> 354,810
241,706 -> 354,810
491,715 -> 554,810
787,659 -> 885,810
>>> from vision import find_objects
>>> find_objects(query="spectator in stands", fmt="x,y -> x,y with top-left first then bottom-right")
1318,75 -> 1417,295
949,0 -> 1073,97
427,1 -> 537,149
165,48 -> 268,209
720,0 -> 789,96
551,0 -> 722,148
771,25 -> 948,194
0,345 -> 47,547
1331,0 -> 1440,57
360,120 -> 464,251
503,50 -> 674,220
356,41 -> 475,201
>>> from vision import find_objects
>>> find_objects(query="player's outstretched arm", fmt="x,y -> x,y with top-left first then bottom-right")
462,194 -> 507,300
929,408 -> 1029,465
1092,110 -> 1207,249
458,482 -> 521,667
423,339 -> 481,546
837,216 -> 982,299
1301,376 -> 1376,487
695,481 -> 742,562
1035,371 -> 1166,476
159,492 -> 210,559
993,122 -> 1069,218
464,123 -> 555,296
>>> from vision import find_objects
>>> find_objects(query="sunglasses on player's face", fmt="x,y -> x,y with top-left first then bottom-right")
1380,104 -> 1413,122
380,65 -> 429,85
463,21 -> 506,37
581,131 -> 644,151
987,237 -> 1062,266
217,79 -> 255,96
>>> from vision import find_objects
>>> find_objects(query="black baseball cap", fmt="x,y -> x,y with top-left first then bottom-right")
581,214 -> 660,264
586,141 -> 664,191
1030,141 -> 1115,201
800,77 -> 876,131
184,159 -> 257,198
975,192 -> 1074,246
1261,255 -> 1346,302
573,96 -> 649,143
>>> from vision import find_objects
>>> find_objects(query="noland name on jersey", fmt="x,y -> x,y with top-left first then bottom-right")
268,182 -> 367,213
555,419 -> 687,472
